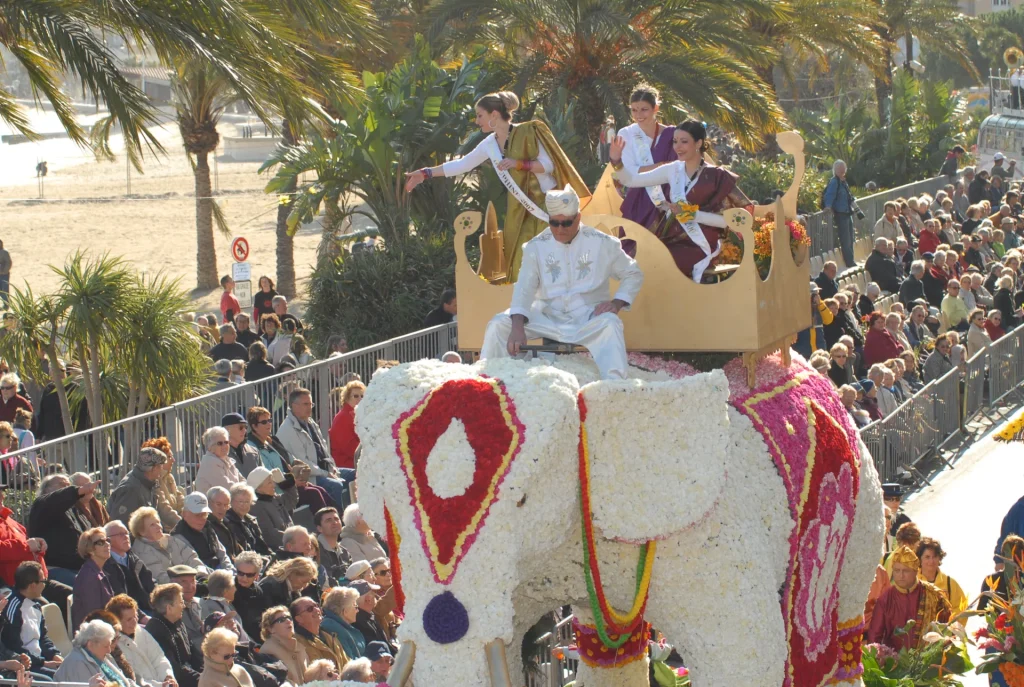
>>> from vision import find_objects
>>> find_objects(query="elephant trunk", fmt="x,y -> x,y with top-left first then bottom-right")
485,639 -> 514,687
390,640 -> 416,687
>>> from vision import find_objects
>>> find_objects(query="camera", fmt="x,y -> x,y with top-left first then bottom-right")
853,202 -> 865,221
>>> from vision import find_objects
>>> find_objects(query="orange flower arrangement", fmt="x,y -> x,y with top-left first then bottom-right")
716,212 -> 810,279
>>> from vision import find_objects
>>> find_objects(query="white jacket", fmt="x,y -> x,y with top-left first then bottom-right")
118,628 -> 174,687
194,452 -> 244,494
276,412 -> 336,478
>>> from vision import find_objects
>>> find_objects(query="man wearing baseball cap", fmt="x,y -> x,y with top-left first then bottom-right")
365,641 -> 393,682
350,579 -> 395,654
170,493 -> 235,579
221,413 -> 261,477
992,152 -> 1017,180
106,446 -> 168,522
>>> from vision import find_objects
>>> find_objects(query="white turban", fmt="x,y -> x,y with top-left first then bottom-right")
545,184 -> 580,217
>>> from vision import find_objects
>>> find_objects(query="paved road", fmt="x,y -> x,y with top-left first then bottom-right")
903,423 -> 1024,686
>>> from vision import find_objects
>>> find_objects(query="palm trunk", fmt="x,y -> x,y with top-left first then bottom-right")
88,333 -> 104,426
276,121 -> 298,298
77,342 -> 101,428
876,45 -> 894,125
195,151 -> 218,289
45,343 -> 73,436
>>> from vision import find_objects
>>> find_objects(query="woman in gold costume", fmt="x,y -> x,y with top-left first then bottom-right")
405,91 -> 590,281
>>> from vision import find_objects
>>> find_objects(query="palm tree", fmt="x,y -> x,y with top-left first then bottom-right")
172,60 -> 238,289
870,0 -> 978,124
426,0 -> 787,148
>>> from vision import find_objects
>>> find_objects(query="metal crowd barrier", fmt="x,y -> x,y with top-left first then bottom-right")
806,176 -> 948,257
0,322 -> 459,519
860,325 -> 1024,484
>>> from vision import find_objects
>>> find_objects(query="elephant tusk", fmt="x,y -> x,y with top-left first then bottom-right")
485,639 -> 514,687
389,640 -> 416,687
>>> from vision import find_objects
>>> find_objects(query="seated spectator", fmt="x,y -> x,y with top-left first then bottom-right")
859,282 -> 879,318
129,508 -> 205,584
167,566 -> 203,654
894,238 -> 913,276
814,262 -> 839,300
339,657 -> 373,683
973,272 -> 994,308
277,389 -> 349,510
873,203 -> 900,243
1,562 -> 63,676
80,609 -> 140,684
857,379 -> 882,422
980,227 -> 999,264
948,331 -> 967,370
200,571 -> 250,644
107,594 -> 175,686
107,447 -> 167,523
863,312 -> 904,368
339,506 -> 386,564
68,472 -> 108,529
967,308 -> 992,357
923,252 -> 949,308
222,414 -> 260,479
248,467 -> 298,552
345,561 -> 374,585
53,619 -> 137,685
206,488 -> 238,558
899,351 -> 923,392
917,219 -> 941,256
898,260 -> 926,308
837,334 -> 860,380
272,527 -> 326,601
959,274 -> 977,312
314,508 -> 351,583
869,365 -> 897,418
986,308 -> 1007,341
835,295 -> 864,350
146,583 -> 204,687
199,628 -> 254,687
71,528 -> 114,630
885,313 -> 912,352
350,580 -> 394,654
0,484 -> 71,612
964,234 -> 986,271
365,642 -> 392,683
233,552 -> 269,644
171,494 -> 235,576
145,437 -> 186,532
369,559 -> 398,644
244,343 -> 277,383
209,326 -> 249,363
292,463 -> 335,515
0,374 -> 31,424
941,280 -> 970,332
234,314 -> 259,351
28,473 -> 95,586
820,298 -> 844,349
808,352 -> 830,377
321,587 -> 364,660
994,226 -> 1009,259
245,407 -> 292,476
865,238 -> 901,294
328,382 -> 365,471
839,385 -> 870,427
922,334 -> 955,383
224,484 -> 270,556
259,558 -> 317,611
258,606 -> 336,685
195,427 -> 243,494
290,597 -> 349,672
995,275 -> 1020,329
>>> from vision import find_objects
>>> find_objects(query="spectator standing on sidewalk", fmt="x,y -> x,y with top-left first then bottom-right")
823,160 -> 859,268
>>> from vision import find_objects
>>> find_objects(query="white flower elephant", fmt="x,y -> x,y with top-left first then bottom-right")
355,355 -> 884,687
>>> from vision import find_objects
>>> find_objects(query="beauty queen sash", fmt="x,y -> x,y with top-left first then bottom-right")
627,124 -> 668,208
485,136 -> 549,222
671,162 -> 724,283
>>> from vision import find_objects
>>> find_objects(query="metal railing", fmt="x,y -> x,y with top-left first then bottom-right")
860,324 -> 1024,484
0,322 -> 458,518
805,176 -> 949,258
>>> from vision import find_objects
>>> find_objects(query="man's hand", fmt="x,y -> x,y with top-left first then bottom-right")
87,674 -> 104,687
27,538 -> 43,554
506,317 -> 528,356
43,660 -> 61,669
77,481 -> 99,497
0,659 -> 24,673
592,299 -> 627,317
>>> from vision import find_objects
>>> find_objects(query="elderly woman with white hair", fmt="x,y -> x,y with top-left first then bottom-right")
321,586 -> 365,661
54,619 -> 140,686
194,427 -> 243,494
200,571 -> 251,643
213,360 -> 234,392
129,507 -> 205,584
199,628 -> 253,687
858,282 -> 880,320
338,505 -> 386,563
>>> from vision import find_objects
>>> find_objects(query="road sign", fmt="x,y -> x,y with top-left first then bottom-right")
231,237 -> 250,262
235,280 -> 252,309
232,261 -> 251,282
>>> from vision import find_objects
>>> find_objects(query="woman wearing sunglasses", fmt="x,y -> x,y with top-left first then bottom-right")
245,406 -> 292,477
258,606 -> 337,685
328,381 -> 365,471
198,627 -> 253,687
194,427 -> 243,495
72,528 -> 114,630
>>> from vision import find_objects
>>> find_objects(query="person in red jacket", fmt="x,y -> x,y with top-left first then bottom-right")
917,219 -> 941,257
329,381 -> 365,470
0,486 -> 71,612
0,374 -> 30,425
863,311 -> 905,368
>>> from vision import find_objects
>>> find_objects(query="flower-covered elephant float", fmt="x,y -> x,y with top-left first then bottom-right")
356,352 -> 885,687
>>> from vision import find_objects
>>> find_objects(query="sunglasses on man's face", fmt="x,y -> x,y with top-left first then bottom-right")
236,571 -> 257,578
549,219 -> 575,228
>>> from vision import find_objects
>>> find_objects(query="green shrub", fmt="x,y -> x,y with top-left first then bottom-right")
307,236 -> 476,352
729,157 -> 828,215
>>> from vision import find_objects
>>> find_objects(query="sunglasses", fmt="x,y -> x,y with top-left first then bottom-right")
376,569 -> 391,576
0,386 -> 14,391
92,538 -> 109,546
271,615 -> 292,625
549,219 -> 575,228
236,571 -> 257,578
254,419 -> 273,426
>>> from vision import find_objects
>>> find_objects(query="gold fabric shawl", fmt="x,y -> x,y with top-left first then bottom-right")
503,120 -> 592,281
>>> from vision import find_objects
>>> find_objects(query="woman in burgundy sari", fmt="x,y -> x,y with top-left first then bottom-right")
611,119 -> 752,281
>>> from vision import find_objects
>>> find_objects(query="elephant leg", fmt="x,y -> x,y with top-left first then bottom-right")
569,606 -> 650,687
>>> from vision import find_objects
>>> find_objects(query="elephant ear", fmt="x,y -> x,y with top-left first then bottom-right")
580,369 -> 731,544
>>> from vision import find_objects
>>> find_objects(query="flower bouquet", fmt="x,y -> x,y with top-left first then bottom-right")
862,622 -> 973,687
673,202 -> 699,226
715,212 -> 810,280
976,549 -> 1024,685
650,638 -> 690,687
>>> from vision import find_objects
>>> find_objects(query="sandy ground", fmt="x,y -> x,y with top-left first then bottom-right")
0,112 -> 321,318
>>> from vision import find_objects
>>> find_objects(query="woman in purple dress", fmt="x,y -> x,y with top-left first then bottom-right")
611,85 -> 676,229
611,120 -> 752,282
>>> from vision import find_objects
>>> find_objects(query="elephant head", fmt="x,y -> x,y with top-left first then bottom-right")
355,357 -> 735,686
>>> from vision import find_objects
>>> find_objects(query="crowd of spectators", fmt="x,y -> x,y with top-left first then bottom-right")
0,376 -> 398,686
804,158 -> 1024,427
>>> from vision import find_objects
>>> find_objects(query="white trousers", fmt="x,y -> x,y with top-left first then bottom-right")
480,310 -> 628,379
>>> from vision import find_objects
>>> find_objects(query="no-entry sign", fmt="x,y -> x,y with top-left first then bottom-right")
231,237 -> 250,262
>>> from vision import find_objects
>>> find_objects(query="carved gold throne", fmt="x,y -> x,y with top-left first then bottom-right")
454,131 -> 812,386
